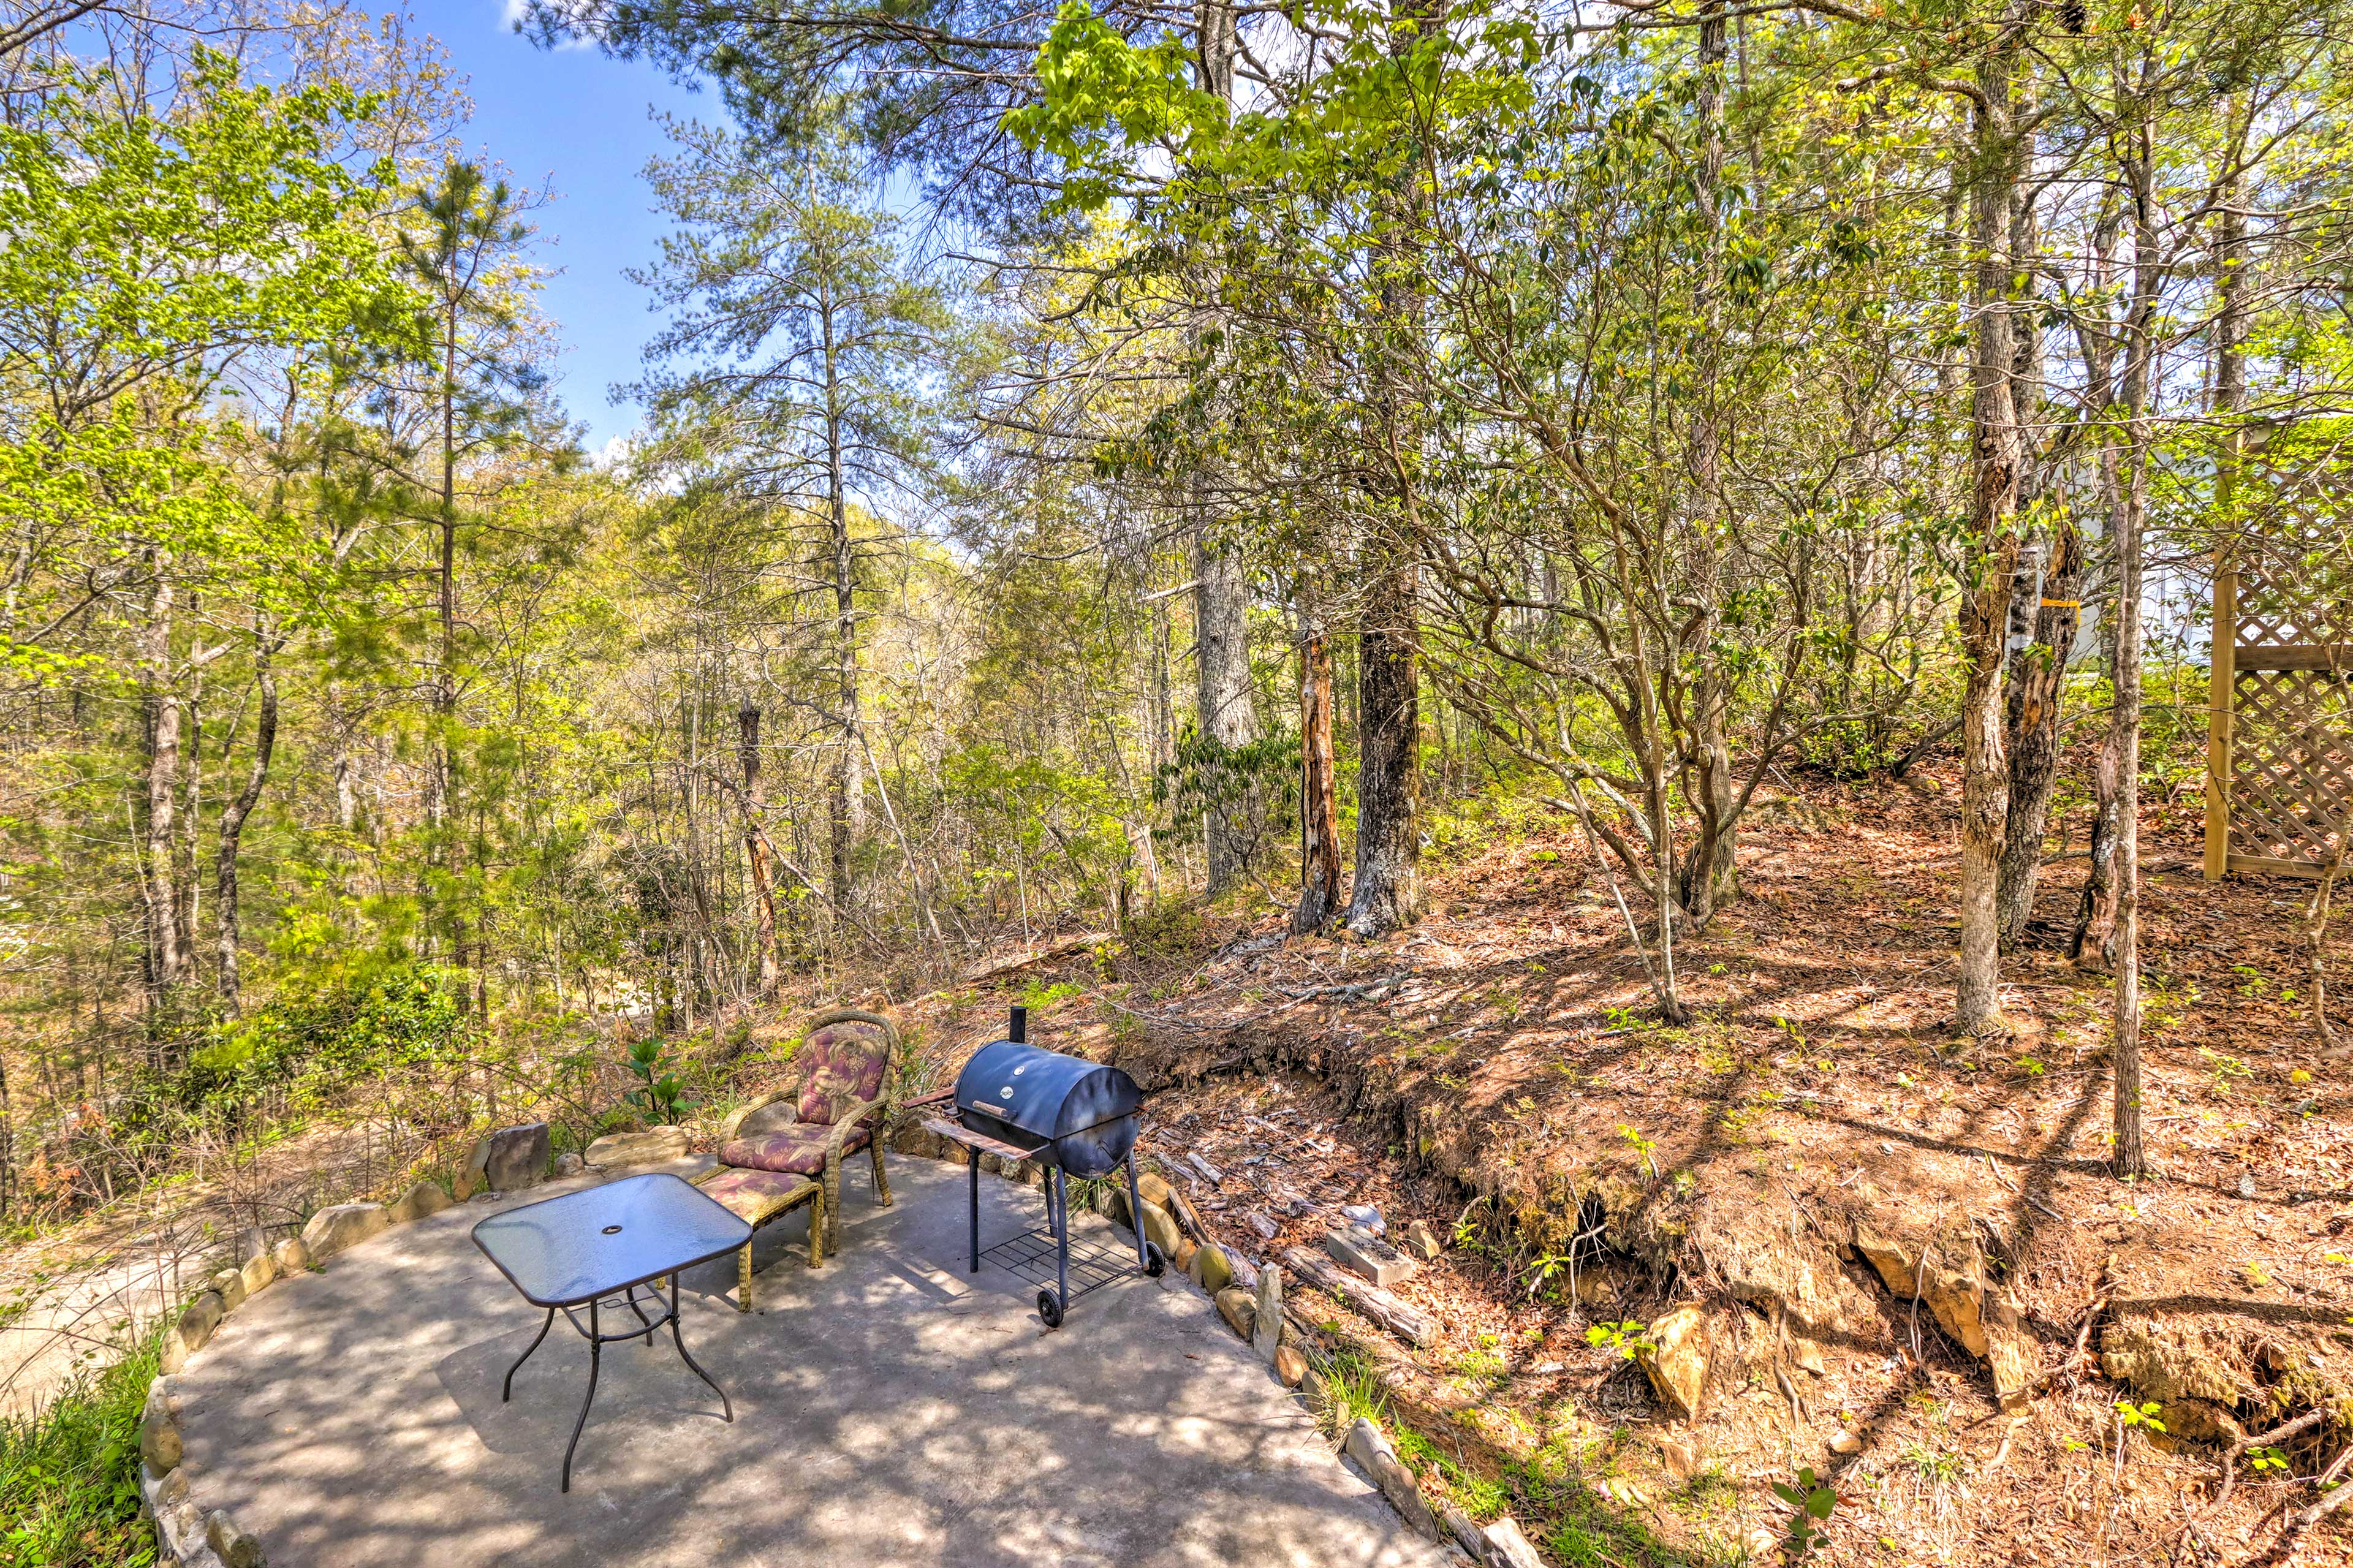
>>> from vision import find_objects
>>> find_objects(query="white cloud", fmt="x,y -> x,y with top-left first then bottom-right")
499,0 -> 594,49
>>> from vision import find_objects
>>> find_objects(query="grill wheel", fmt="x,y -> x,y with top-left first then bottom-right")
1037,1243 -> 1161,1331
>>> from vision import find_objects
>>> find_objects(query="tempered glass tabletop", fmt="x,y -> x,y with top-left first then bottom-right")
471,1173 -> 752,1306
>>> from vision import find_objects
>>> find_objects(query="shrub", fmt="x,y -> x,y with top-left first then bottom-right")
188,965 -> 472,1105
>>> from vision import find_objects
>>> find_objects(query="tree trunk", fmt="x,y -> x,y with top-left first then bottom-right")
142,568 -> 185,1013
1293,574 -> 1341,935
1347,534 -> 1423,936
1676,0 -> 1739,931
431,292 -> 462,979
2110,121 -> 2159,1181
1998,524 -> 2082,946
1995,171 -> 2068,949
821,293 -> 863,921
1195,528 -> 1256,895
2070,691 -> 2121,968
2068,198 -> 2125,968
176,665 -> 202,985
1953,29 -> 2026,1038
214,626 -> 280,1015
739,703 -> 780,995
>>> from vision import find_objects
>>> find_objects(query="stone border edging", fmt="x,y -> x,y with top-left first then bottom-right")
138,1123 -> 554,1568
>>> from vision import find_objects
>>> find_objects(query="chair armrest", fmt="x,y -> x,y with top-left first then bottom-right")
719,1088 -> 792,1143
824,1095 -> 887,1158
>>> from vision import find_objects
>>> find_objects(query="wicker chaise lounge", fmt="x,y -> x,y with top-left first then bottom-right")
692,1007 -> 899,1309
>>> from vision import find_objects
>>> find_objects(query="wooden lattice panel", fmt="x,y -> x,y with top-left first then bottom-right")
2234,501 -> 2353,650
2227,668 -> 2353,865
2210,475 -> 2353,879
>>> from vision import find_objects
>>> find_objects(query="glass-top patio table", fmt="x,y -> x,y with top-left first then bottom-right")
471,1172 -> 752,1491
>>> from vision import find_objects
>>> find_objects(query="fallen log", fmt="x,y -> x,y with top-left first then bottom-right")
1283,1246 -> 1438,1348
957,931 -> 1113,985
1159,1180 -> 1213,1244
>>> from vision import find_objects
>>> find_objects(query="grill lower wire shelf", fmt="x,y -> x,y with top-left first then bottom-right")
980,1227 -> 1141,1306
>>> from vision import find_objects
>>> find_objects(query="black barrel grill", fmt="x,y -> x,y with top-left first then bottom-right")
918,1007 -> 1163,1327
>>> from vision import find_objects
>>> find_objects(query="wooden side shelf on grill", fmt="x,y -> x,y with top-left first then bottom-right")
922,1116 -> 1035,1165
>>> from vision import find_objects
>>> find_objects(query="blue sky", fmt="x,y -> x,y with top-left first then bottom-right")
406,0 -> 711,451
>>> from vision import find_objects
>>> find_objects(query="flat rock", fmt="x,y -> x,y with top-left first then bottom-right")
235,1226 -> 270,1266
301,1203 -> 389,1262
1339,1203 -> 1384,1235
586,1126 -> 694,1169
388,1180 -> 451,1224
1401,1221 -> 1442,1262
1327,1225 -> 1417,1288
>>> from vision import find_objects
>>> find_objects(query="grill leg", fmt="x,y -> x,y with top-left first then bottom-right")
1123,1148 -> 1151,1270
1051,1165 -> 1070,1316
968,1145 -> 980,1274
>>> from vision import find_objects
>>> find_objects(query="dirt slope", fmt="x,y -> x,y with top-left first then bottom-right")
854,763 -> 2353,1566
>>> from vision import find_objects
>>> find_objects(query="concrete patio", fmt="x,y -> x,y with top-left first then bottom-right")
170,1153 -> 1450,1567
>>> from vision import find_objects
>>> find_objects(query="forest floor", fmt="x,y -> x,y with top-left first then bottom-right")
832,759 -> 2353,1567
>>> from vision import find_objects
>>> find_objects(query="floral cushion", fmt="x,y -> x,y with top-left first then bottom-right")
699,1165 -> 817,1216
721,1121 -> 870,1176
795,1023 -> 890,1126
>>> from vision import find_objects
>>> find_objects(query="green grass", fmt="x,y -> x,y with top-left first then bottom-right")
1311,1347 -> 1391,1438
0,1333 -> 159,1567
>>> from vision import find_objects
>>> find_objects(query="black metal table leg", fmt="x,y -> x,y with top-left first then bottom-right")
623,1283 -> 657,1344
504,1307 -> 554,1401
968,1147 -> 980,1273
667,1274 -> 732,1422
563,1298 -> 602,1493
